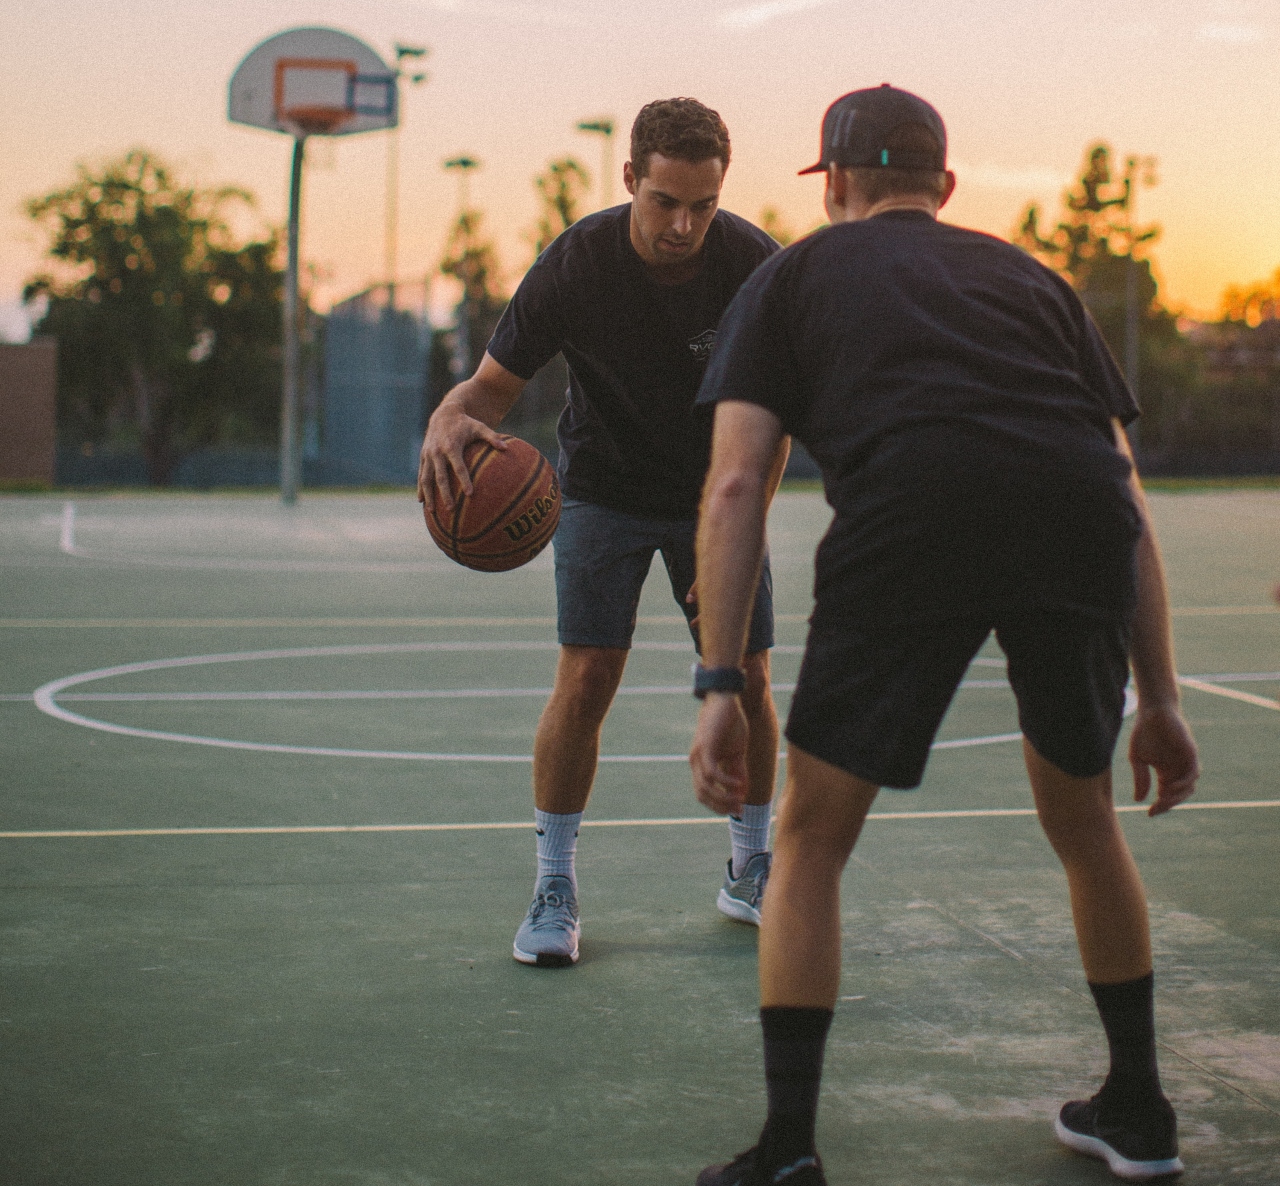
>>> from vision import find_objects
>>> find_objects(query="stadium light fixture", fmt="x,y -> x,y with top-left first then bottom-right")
576,118 -> 615,210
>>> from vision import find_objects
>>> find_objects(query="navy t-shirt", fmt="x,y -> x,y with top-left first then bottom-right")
696,209 -> 1143,624
487,204 -> 778,519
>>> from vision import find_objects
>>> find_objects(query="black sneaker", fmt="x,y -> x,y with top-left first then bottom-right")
696,1145 -> 826,1186
1055,1093 -> 1184,1180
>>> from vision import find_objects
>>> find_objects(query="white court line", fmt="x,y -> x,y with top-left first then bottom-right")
1178,677 -> 1279,711
4,800 -> 1278,840
27,644 -> 1033,762
18,677 -> 1014,703
52,501 -> 469,574
1,610 -> 1277,627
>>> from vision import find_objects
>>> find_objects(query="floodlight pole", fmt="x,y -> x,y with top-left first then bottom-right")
1122,155 -> 1157,402
576,119 -> 615,210
384,44 -> 428,300
281,134 -> 306,506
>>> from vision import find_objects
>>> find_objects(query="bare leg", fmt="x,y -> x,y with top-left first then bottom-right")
758,746 -> 880,1007
1025,740 -> 1152,984
741,649 -> 780,807
533,645 -> 629,815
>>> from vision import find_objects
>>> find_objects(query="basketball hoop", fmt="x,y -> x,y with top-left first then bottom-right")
228,27 -> 400,505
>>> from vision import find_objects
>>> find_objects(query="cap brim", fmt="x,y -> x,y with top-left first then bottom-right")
797,160 -> 826,175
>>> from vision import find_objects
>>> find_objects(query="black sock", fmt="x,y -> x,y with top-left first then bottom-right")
1088,972 -> 1164,1113
758,1006 -> 834,1165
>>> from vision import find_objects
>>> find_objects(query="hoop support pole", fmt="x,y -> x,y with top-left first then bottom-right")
281,135 -> 305,505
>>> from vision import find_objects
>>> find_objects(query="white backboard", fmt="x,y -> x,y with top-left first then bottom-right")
229,27 -> 397,137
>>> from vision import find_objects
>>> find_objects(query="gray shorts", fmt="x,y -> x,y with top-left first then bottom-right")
553,497 -> 774,653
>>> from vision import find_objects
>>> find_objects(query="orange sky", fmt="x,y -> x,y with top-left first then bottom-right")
4,0 -> 1278,336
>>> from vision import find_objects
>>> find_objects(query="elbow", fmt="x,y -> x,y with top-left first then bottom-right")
703,468 -> 766,513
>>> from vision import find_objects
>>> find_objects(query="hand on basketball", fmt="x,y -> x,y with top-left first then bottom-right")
690,694 -> 749,814
418,402 -> 508,514
1129,701 -> 1199,816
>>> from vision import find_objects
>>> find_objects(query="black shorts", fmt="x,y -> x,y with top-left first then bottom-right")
785,609 -> 1132,789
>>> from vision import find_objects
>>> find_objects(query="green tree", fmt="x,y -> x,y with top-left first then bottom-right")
529,157 -> 590,257
1015,144 -> 1200,457
1015,145 -> 1159,350
1221,267 -> 1280,327
24,150 -> 284,485
759,206 -> 796,247
440,209 -> 506,377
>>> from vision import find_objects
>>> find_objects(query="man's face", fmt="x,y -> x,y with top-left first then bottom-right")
624,153 -> 725,270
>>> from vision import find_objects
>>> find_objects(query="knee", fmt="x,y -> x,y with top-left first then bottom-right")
553,649 -> 626,720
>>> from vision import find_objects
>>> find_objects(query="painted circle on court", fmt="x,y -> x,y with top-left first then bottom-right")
32,641 -> 1053,762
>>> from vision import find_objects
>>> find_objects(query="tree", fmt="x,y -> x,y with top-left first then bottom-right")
759,207 -> 796,247
1014,144 -> 1200,457
1221,268 -> 1280,327
529,157 -> 590,257
1015,145 -> 1160,350
24,150 -> 283,485
439,209 -> 506,379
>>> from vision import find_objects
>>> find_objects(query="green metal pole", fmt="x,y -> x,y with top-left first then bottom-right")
281,135 -> 306,505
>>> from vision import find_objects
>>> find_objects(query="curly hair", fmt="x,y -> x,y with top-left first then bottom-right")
630,98 -> 731,179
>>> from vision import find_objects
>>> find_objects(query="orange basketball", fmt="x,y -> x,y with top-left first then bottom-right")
424,435 -> 561,572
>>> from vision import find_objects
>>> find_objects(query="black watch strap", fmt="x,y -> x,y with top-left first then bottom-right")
692,663 -> 747,699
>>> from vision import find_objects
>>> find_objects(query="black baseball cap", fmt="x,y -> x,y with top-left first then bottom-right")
799,84 -> 947,175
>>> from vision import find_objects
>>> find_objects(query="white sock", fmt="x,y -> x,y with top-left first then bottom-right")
535,809 -> 582,887
729,802 -> 772,878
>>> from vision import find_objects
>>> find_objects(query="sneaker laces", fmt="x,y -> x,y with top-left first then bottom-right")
527,886 -> 576,930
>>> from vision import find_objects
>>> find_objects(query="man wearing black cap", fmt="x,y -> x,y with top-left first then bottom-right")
687,85 -> 1199,1184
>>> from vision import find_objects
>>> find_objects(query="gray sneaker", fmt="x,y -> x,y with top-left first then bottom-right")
513,874 -> 580,967
717,852 -> 771,926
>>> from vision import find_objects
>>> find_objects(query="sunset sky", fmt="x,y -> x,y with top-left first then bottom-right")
4,0 -> 1278,337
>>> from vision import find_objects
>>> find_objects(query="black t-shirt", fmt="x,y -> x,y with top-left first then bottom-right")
487,204 -> 779,519
696,210 -> 1143,624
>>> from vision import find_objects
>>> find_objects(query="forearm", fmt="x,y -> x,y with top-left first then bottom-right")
1116,422 -> 1179,707
431,352 -> 526,431
764,435 -> 792,505
1129,498 -> 1180,707
434,375 -> 519,430
696,469 -> 769,668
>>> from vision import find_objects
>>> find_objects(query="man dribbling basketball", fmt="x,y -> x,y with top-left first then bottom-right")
688,85 -> 1198,1184
418,98 -> 789,968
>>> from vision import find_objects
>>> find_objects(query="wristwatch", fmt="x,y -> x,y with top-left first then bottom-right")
692,663 -> 747,699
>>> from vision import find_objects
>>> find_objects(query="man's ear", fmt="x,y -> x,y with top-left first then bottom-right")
827,164 -> 850,209
622,160 -> 637,196
938,170 -> 957,210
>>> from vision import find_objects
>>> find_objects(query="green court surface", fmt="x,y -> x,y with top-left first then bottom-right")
1,489 -> 1277,1185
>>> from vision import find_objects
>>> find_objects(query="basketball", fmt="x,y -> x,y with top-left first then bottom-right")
424,435 -> 560,572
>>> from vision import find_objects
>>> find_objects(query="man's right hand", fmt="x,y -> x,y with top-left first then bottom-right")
417,401 -> 509,517
418,354 -> 529,516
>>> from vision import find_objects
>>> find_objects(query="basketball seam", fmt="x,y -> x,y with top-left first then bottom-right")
446,442 -> 498,559
454,453 -> 551,546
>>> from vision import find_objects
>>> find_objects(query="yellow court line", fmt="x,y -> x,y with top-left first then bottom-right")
0,609 -> 1266,628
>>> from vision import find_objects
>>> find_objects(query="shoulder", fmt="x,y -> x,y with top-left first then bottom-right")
710,209 -> 782,267
530,205 -> 630,274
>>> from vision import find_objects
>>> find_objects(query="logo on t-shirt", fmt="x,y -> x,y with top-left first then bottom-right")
687,328 -> 717,363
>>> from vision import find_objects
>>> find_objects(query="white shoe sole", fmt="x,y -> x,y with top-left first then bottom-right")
717,887 -> 761,926
1054,1116 -> 1184,1180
